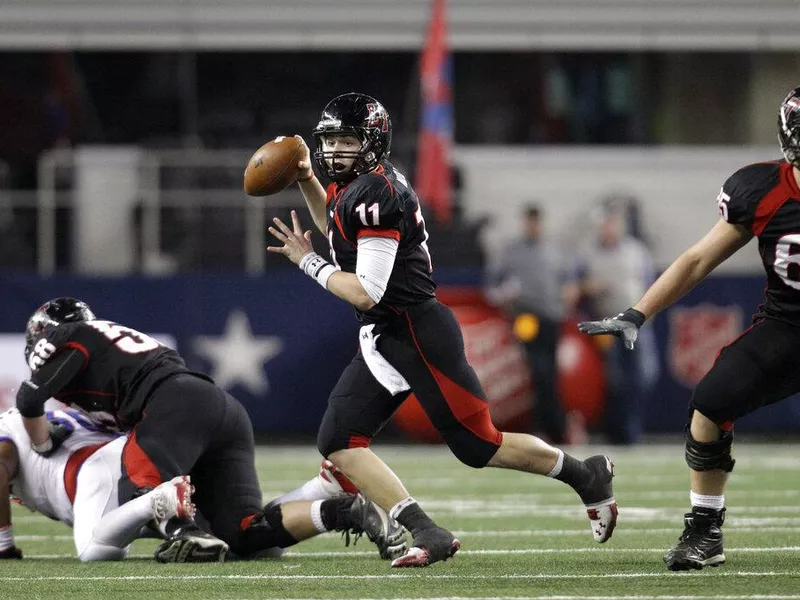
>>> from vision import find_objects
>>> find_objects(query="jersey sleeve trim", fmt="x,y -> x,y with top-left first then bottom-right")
65,341 -> 89,361
357,228 -> 401,241
752,186 -> 791,236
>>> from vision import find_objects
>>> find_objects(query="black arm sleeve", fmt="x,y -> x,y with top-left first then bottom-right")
16,349 -> 85,417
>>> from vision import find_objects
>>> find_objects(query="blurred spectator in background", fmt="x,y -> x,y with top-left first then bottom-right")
485,204 -> 579,444
568,196 -> 659,444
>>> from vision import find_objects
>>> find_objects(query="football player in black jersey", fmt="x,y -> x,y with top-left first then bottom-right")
579,86 -> 800,571
16,297 -> 407,562
267,92 -> 618,567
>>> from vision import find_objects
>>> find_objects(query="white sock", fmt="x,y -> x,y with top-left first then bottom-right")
309,500 -> 327,533
546,449 -> 565,478
268,477 -> 332,506
690,491 -> 725,511
389,497 -> 417,521
91,493 -> 160,548
0,525 -> 14,551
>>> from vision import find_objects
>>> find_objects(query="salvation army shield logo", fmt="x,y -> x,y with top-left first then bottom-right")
669,305 -> 743,387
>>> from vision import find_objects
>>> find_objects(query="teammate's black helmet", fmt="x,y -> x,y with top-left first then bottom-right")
24,297 -> 95,360
312,93 -> 392,183
778,86 -> 800,169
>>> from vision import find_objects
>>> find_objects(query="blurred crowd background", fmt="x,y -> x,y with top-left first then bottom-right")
0,0 -> 798,442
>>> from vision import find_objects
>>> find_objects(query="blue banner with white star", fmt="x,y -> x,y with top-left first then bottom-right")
0,271 -> 798,436
0,271 -> 361,435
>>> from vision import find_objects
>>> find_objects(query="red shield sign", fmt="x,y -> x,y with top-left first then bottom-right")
669,305 -> 743,387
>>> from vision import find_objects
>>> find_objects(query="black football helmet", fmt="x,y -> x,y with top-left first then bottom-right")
24,297 -> 95,361
312,93 -> 392,183
778,86 -> 800,169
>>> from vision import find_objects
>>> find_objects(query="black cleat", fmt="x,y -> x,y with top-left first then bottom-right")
391,526 -> 460,568
577,455 -> 618,543
341,494 -> 408,560
664,507 -> 726,571
154,522 -> 229,563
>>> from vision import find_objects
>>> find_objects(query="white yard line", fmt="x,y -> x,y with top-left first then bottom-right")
20,546 -> 800,560
2,571 -> 798,581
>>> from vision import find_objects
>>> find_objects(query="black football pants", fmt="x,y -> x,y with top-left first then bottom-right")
318,298 -> 503,468
118,373 -> 263,554
691,317 -> 800,425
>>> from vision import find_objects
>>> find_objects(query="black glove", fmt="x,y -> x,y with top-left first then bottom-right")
32,420 -> 74,457
0,546 -> 23,559
577,308 -> 646,350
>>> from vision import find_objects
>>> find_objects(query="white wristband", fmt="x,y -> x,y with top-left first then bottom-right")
0,525 -> 14,551
299,252 -> 337,289
31,437 -> 53,455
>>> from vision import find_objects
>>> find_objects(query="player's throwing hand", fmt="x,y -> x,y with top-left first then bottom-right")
267,210 -> 314,265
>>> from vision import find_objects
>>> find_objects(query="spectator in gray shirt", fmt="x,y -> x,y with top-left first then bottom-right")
569,197 -> 660,444
486,204 -> 572,444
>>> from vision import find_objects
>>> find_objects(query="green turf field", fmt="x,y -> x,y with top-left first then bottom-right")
3,442 -> 800,600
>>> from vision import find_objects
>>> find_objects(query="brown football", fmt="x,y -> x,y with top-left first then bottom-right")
244,135 -> 304,196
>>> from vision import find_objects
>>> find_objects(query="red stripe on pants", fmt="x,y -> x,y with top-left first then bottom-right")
122,430 -> 162,489
405,312 -> 503,447
348,434 -> 371,448
64,442 -> 109,504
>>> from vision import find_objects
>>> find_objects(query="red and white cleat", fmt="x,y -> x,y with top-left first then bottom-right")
390,528 -> 460,568
580,455 -> 618,543
319,459 -> 359,496
152,475 -> 196,526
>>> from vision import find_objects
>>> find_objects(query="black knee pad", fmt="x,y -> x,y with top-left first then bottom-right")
317,408 -> 347,458
684,425 -> 735,473
239,504 -> 298,556
443,429 -> 498,469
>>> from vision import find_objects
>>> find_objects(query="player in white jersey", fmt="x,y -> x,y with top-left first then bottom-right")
0,407 -> 195,561
0,407 -> 406,561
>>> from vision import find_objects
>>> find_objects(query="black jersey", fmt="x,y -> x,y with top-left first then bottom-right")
325,160 -> 436,323
31,320 -> 205,429
718,160 -> 800,324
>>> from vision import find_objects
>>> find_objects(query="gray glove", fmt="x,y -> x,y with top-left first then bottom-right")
32,420 -> 73,457
577,308 -> 646,350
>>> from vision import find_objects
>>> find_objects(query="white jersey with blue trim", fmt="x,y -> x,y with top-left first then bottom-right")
0,408 -> 120,525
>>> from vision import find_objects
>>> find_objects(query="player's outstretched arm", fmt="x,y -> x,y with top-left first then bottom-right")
632,219 -> 752,320
0,441 -> 22,559
294,136 -> 327,234
579,219 -> 752,349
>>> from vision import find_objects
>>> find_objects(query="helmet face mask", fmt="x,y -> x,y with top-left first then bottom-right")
24,297 -> 95,362
312,93 -> 392,184
778,87 -> 800,169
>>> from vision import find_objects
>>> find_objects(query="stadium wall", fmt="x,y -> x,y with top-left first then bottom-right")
0,269 -> 797,438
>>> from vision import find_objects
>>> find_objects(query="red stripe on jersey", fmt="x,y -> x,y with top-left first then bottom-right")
404,313 -> 503,447
752,185 -> 790,236
325,183 -> 337,206
64,442 -> 109,504
347,434 -> 371,448
357,228 -> 401,241
333,208 -> 354,246
122,430 -> 162,490
374,164 -> 395,198
57,389 -> 117,397
786,162 -> 800,196
65,341 -> 89,361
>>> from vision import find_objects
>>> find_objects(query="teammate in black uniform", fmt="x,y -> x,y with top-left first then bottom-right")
267,92 -> 618,567
578,86 -> 800,571
16,297 -> 407,562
